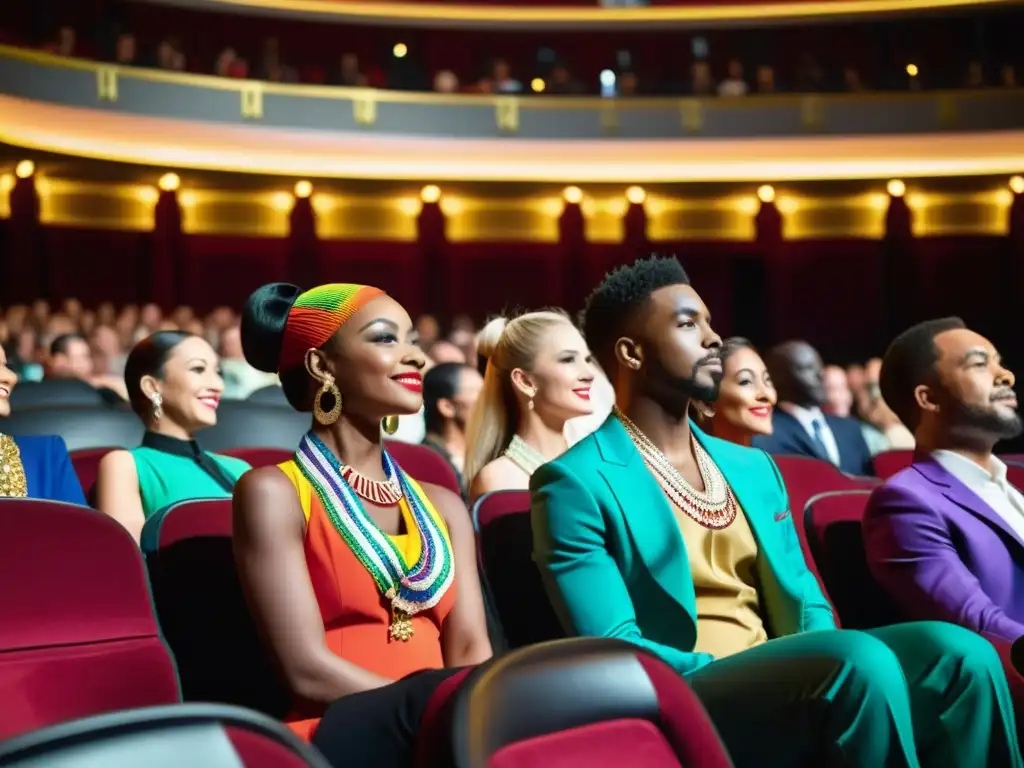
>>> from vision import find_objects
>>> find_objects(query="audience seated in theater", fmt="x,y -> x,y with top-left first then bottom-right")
422,362 -> 484,495
95,332 -> 250,542
864,318 -> 1024,644
692,337 -> 776,446
219,323 -> 278,399
753,340 -> 874,475
233,282 -> 491,767
47,332 -> 127,403
464,313 -> 596,504
0,345 -> 86,504
531,256 -> 1022,768
858,357 -> 916,451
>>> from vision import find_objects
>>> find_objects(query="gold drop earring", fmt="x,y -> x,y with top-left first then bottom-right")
313,377 -> 342,426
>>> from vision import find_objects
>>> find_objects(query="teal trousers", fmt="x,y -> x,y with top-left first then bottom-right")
684,622 -> 1022,768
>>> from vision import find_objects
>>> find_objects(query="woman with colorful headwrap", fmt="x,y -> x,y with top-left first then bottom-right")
234,283 -> 491,766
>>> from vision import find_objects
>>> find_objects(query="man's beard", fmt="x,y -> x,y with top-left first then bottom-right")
649,353 -> 723,405
949,400 -> 1023,441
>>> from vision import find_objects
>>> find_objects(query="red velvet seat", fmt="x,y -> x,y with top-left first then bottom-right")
473,490 -> 565,649
0,703 -> 331,768
803,489 -> 1024,732
387,440 -> 462,498
141,499 -> 290,718
0,499 -> 180,739
872,449 -> 914,479
220,446 -> 292,469
69,446 -> 117,500
772,455 -> 879,607
448,638 -> 735,768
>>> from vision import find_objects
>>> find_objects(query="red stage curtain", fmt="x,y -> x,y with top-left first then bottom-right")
151,190 -> 183,310
7,177 -> 44,304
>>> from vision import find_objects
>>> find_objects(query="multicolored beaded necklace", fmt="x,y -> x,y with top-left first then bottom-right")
295,432 -> 454,641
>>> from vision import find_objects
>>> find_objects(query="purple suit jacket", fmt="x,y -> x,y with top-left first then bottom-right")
862,456 -> 1024,643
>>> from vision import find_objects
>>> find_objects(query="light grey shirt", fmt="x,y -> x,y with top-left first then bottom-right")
933,450 -> 1024,544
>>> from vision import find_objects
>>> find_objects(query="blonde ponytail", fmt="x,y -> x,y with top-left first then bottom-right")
463,310 -> 572,487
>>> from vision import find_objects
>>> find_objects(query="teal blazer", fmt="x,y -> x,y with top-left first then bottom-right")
531,415 -> 835,676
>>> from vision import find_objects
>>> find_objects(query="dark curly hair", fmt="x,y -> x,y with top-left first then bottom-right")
581,255 -> 690,370
880,316 -> 965,431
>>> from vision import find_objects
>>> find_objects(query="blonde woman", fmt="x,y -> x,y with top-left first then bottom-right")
464,312 -> 597,503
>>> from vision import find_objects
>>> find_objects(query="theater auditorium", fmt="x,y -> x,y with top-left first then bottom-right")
2,0 -> 1024,764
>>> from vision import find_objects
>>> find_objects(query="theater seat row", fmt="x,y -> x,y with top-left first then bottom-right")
0,497 -> 733,767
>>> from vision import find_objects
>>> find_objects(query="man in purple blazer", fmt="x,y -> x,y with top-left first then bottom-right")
863,317 -> 1024,643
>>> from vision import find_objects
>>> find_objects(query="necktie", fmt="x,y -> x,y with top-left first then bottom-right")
811,418 -> 833,464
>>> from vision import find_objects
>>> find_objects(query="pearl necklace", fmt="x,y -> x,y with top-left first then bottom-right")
614,407 -> 737,529
503,435 -> 547,477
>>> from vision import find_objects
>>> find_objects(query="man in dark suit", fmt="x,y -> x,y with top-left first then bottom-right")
752,340 -> 874,476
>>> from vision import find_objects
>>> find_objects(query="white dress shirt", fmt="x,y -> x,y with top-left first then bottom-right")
932,450 -> 1024,545
779,402 -> 841,466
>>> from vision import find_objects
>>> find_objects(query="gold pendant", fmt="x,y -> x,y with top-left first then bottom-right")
389,607 -> 414,642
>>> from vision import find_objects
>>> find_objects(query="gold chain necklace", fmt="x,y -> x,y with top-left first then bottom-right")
613,407 -> 737,529
0,435 -> 28,498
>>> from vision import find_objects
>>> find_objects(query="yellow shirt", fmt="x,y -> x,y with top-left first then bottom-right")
672,502 -> 768,659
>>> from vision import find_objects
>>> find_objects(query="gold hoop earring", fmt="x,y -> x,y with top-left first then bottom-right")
382,415 -> 400,435
313,379 -> 342,425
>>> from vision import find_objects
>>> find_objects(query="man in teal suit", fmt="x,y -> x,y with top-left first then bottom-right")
531,256 -> 1021,768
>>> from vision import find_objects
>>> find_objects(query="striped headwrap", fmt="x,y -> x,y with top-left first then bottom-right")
278,283 -> 385,372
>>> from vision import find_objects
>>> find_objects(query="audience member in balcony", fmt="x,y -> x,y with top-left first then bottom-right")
114,32 -> 136,66
330,52 -> 367,87
433,69 -> 460,93
546,65 -> 582,95
96,331 -> 250,542
464,312 -> 597,504
688,61 -> 715,96
155,38 -> 186,72
482,58 -> 522,94
233,282 -> 491,764
617,70 -> 639,96
794,53 -> 825,92
843,65 -> 868,93
1001,64 -> 1017,88
533,256 -> 1023,768
216,47 -> 249,79
43,26 -> 76,57
0,345 -> 86,505
753,340 -> 874,475
864,317 -> 1024,644
717,59 -> 748,97
691,337 -> 776,447
257,37 -> 297,83
965,61 -> 986,88
755,65 -> 777,94
422,362 -> 484,494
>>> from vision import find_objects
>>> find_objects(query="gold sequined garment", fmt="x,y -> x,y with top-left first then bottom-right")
0,434 -> 28,498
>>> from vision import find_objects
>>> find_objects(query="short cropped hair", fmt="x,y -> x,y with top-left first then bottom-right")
50,333 -> 86,357
581,255 -> 690,368
879,317 -> 966,430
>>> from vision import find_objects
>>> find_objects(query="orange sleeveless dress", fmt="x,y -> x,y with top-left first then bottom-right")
277,459 -> 457,740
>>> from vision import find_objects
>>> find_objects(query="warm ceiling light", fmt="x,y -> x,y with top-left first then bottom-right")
906,64 -> 919,77
625,186 -> 647,205
294,180 -> 313,199
14,160 -> 35,179
887,179 -> 906,198
562,186 -> 583,204
393,43 -> 408,59
1010,175 -> 1024,195
420,184 -> 441,203
531,78 -> 545,93
756,184 -> 776,203
158,172 -> 180,192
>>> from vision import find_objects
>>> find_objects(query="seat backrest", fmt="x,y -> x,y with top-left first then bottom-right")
70,446 -> 117,500
873,450 -> 914,479
450,638 -> 734,768
3,407 -> 145,451
141,499 -> 290,717
803,489 -> 901,630
199,402 -> 309,452
1005,462 -> 1024,490
220,447 -> 293,469
0,499 -> 180,739
472,491 -> 565,649
386,441 -> 462,498
0,703 -> 332,768
247,385 -> 289,405
10,379 -> 105,409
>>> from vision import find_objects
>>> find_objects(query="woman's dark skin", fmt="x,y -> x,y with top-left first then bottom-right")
233,294 -> 492,707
